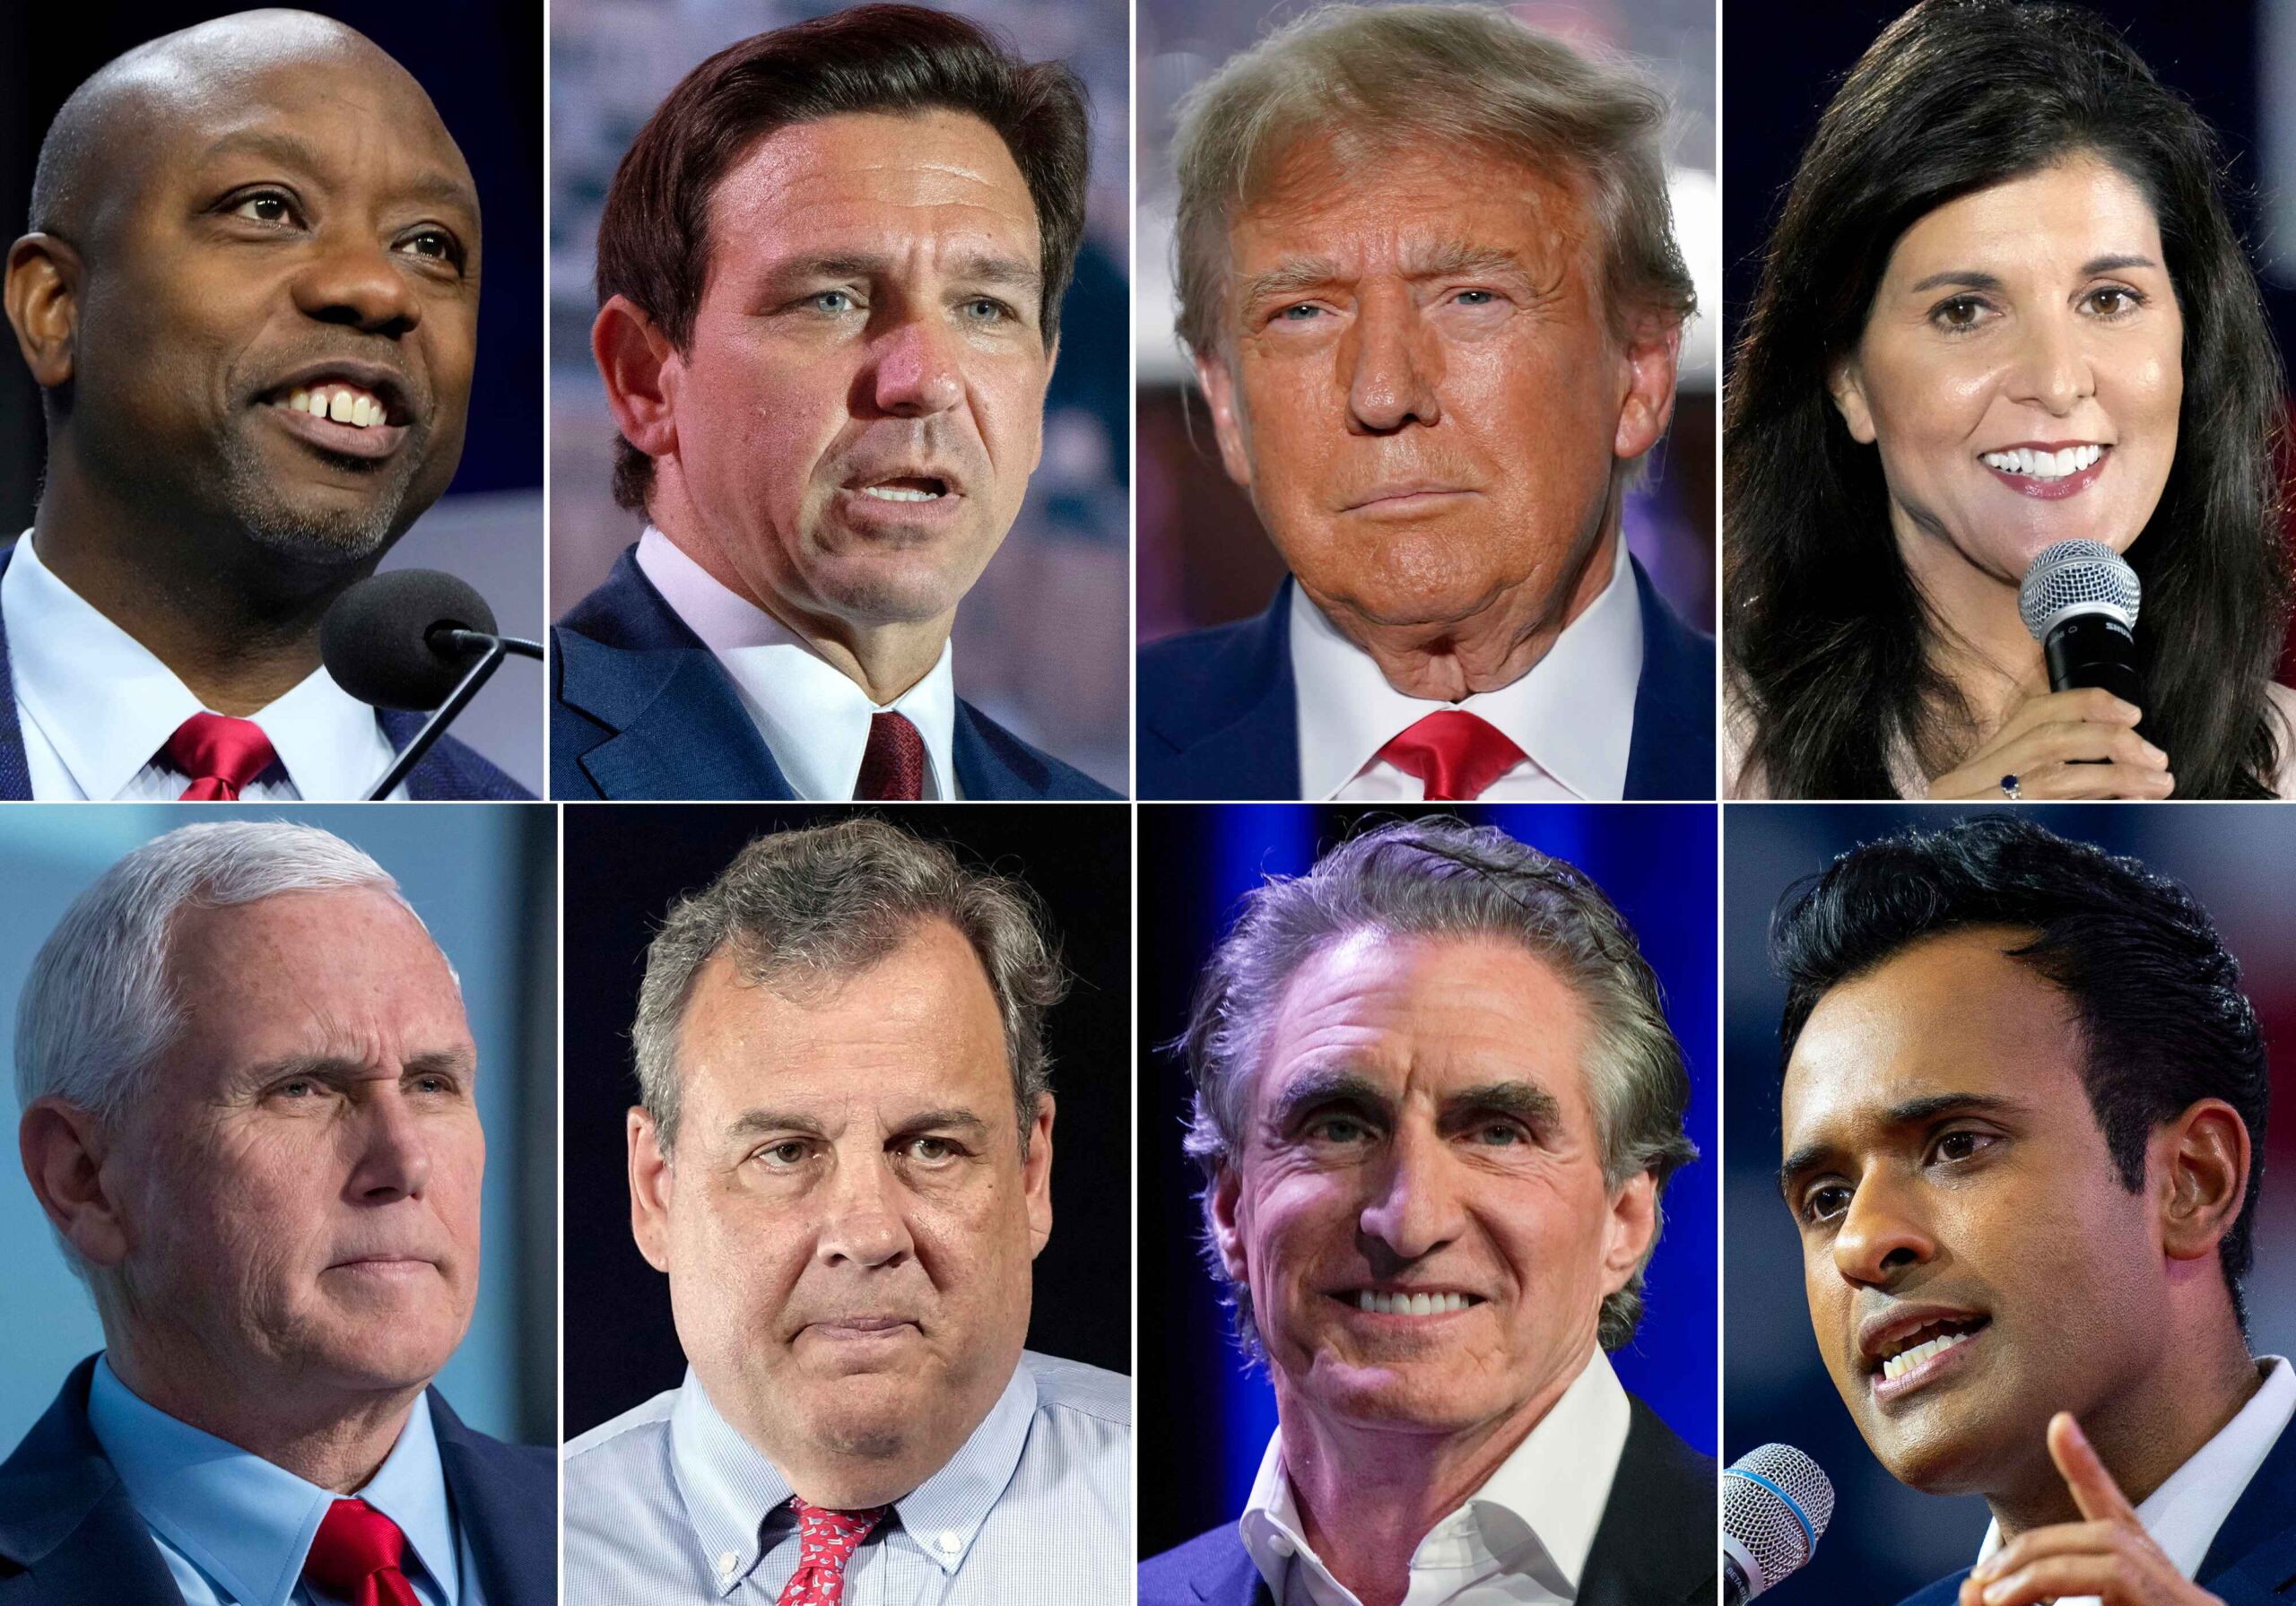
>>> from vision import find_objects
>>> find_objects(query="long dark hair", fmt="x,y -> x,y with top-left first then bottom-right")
1726,0 -> 2290,797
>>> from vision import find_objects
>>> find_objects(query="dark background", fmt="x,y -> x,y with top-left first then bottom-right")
561,803 -> 1132,1439
1726,803 -> 2296,1603
1137,803 -> 1719,1557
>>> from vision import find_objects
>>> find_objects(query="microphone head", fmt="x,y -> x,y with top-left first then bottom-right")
1724,1443 -> 1835,1599
2018,538 -> 2141,641
320,569 -> 499,712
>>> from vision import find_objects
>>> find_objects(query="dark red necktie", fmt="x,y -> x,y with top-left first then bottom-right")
855,711 -> 926,801
1376,710 -> 1528,801
302,1497 -> 419,1606
778,1498 -> 887,1606
165,712 -> 279,801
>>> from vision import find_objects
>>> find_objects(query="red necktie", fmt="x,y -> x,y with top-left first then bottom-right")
165,712 -> 279,801
1376,710 -> 1528,801
855,711 -> 926,800
302,1497 -> 419,1606
778,1498 -> 887,1606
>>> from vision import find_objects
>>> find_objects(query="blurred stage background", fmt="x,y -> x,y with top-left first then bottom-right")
1135,0 -> 1718,651
1725,803 -> 2296,1603
0,803 -> 559,1453
1138,802 -> 1718,1558
0,1 -> 546,793
551,0 -> 1131,794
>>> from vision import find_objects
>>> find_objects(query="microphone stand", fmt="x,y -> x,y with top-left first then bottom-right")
363,630 -> 544,800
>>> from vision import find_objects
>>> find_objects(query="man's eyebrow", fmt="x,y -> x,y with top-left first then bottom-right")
200,126 -> 479,219
1237,256 -> 1345,309
1777,1091 -> 2031,1199
887,1108 -> 993,1137
1265,1067 -> 1392,1129
761,250 -> 1042,294
243,1046 -> 476,1083
723,1108 -> 829,1142
1440,1080 -> 1561,1125
1400,241 -> 1534,282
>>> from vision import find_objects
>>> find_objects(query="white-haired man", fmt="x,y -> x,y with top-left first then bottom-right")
0,820 -> 552,1606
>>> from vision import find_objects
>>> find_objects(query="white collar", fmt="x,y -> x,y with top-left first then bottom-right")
1975,1355 -> 2296,1586
1239,1346 -> 1632,1604
1289,536 -> 1643,802
3,529 -> 396,801
635,526 -> 961,800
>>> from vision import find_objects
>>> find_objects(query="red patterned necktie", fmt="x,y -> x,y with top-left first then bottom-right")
165,712 -> 279,801
302,1497 -> 419,1606
778,1498 -> 887,1606
854,710 -> 926,801
1376,710 -> 1528,801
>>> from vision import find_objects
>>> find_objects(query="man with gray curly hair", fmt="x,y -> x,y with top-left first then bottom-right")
1142,817 -> 1713,1606
563,816 -> 1129,1603
1137,3 -> 1713,803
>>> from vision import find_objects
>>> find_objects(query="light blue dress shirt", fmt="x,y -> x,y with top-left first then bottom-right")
562,1350 -> 1130,1604
84,1354 -> 486,1606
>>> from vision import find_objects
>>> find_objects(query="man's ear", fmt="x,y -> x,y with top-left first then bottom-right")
627,1106 -> 675,1274
1599,1169 -> 1660,1299
1828,356 -> 1878,444
1024,1093 -> 1056,1256
594,294 -> 681,466
1195,352 -> 1257,491
1613,315 -> 1682,462
2153,1098 -> 2249,1266
6,233 -> 83,391
1207,1162 -> 1249,1284
19,1097 -> 128,1268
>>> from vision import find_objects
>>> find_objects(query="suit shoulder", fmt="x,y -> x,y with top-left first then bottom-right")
1140,1522 -> 1250,1604
958,703 -> 1121,799
1139,616 -> 1269,708
1022,1350 -> 1130,1428
1892,1572 -> 1973,1606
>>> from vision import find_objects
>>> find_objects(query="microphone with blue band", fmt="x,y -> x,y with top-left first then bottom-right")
1724,1443 -> 1836,1604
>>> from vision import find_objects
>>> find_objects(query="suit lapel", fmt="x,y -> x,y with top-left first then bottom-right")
1578,1396 -> 1718,1606
0,544 -> 35,801
0,1356 -> 187,1605
1622,557 -> 1717,802
2197,1413 -> 2296,1601
430,1393 -> 552,1606
1144,581 -> 1300,799
1191,1534 -> 1274,1606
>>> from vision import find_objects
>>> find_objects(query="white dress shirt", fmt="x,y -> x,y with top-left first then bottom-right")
1,531 -> 403,801
635,526 -> 961,800
1291,537 -> 1643,802
1973,1354 -> 2295,1605
1239,1347 -> 1632,1606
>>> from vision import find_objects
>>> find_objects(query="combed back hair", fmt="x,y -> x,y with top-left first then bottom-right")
15,821 -> 420,1126
1170,2 -> 1696,362
596,3 -> 1091,513
1771,815 -> 2270,1324
1179,817 -> 1697,1356
632,817 -> 1067,1154
1726,0 -> 2290,797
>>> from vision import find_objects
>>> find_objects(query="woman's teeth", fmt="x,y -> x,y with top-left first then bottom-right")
1982,443 -> 2103,480
1881,1327 -> 1975,1381
1354,1290 -> 1475,1315
283,386 -> 387,429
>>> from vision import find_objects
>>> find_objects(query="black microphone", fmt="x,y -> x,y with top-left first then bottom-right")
2018,539 -> 2143,705
1723,1443 -> 1835,1605
319,569 -> 542,800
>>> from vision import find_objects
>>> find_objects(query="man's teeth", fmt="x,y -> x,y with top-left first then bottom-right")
1982,443 -> 2104,479
283,386 -> 387,429
1881,1328 -> 1975,1381
859,484 -> 943,502
1353,1290 -> 1475,1315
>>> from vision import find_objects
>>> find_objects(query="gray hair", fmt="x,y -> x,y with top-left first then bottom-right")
15,820 -> 418,1124
632,818 -> 1067,1154
1172,2 -> 1697,361
1180,817 -> 1697,1355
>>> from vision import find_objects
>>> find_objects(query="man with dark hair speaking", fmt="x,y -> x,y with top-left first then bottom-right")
552,5 -> 1118,802
1773,816 -> 2294,1606
0,11 -> 525,801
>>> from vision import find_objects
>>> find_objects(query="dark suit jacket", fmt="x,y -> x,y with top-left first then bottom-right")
0,1355 -> 555,1606
0,546 -> 528,801
1139,1393 -> 1717,1606
551,546 -> 1120,800
1137,559 -> 1716,801
1892,1411 -> 2296,1606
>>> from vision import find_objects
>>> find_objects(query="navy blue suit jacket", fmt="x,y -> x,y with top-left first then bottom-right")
0,1355 -> 555,1606
1892,1410 -> 2296,1606
0,546 -> 528,801
1139,1393 -> 1716,1606
551,546 -> 1119,800
1137,559 -> 1715,801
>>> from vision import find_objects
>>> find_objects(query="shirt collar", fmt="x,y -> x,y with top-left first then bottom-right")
84,1354 -> 461,1606
3,529 -> 395,800
1290,535 -> 1643,802
1975,1355 -> 2296,1582
635,526 -> 959,799
1239,1346 -> 1631,1602
669,1359 -> 1036,1598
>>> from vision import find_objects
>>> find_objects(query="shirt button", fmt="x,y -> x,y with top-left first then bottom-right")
1273,1537 -> 1296,1558
937,1531 -> 962,1555
718,1550 -> 737,1577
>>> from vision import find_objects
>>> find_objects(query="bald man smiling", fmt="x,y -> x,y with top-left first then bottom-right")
0,10 -> 526,801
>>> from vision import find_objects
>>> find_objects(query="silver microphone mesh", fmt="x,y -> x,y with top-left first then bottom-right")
2017,538 -> 2141,639
1724,1443 -> 1836,1595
